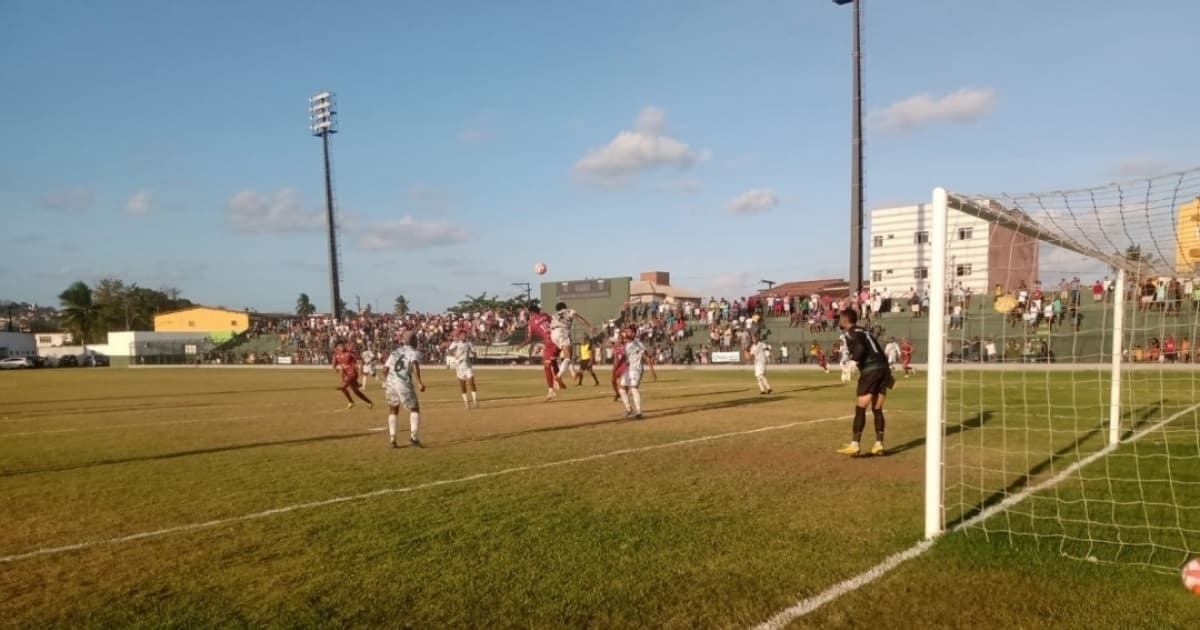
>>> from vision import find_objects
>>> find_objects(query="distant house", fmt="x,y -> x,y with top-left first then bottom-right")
755,278 -> 853,300
153,306 -> 250,335
629,271 -> 701,307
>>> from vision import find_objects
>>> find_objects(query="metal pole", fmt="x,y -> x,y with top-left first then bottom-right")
849,0 -> 864,294
322,132 -> 342,323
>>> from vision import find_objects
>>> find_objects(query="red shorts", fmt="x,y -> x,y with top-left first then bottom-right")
542,342 -> 560,361
340,371 -> 359,387
613,364 -> 628,379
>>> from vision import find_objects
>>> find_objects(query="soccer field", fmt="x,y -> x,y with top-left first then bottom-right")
1,367 -> 1197,628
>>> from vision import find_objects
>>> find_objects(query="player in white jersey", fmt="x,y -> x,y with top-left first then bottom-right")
550,301 -> 596,382
360,347 -> 379,388
748,336 -> 773,395
617,327 -> 656,419
381,332 -> 427,449
447,330 -> 478,409
884,337 -> 902,372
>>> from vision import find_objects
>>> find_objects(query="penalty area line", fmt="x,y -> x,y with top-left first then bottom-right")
750,400 -> 1200,630
0,414 -> 848,564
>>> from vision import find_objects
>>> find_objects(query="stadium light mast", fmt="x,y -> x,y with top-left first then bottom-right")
834,0 -> 864,294
310,91 -> 344,323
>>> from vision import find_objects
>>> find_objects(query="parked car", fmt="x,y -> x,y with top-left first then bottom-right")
0,357 -> 37,369
83,353 -> 110,367
57,355 -> 79,368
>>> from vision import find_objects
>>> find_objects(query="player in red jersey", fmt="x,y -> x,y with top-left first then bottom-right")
527,306 -> 567,401
333,342 -> 374,410
900,337 -> 915,377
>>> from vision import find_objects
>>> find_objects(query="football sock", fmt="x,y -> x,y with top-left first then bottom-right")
387,414 -> 397,439
853,406 -> 867,443
873,409 -> 886,442
409,412 -> 420,441
618,389 -> 632,413
631,388 -> 642,414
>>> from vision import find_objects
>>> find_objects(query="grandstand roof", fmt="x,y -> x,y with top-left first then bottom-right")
629,280 -> 701,302
754,278 -> 852,298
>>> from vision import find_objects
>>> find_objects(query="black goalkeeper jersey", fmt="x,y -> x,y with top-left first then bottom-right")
841,327 -> 889,372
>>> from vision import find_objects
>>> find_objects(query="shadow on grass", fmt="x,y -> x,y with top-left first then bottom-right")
0,386 -> 318,410
946,401 -> 1165,530
0,431 -> 373,478
650,394 -> 783,420
886,410 -> 996,457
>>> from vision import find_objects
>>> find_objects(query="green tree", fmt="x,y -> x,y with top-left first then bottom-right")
394,295 -> 410,316
58,281 -> 101,344
296,293 -> 316,317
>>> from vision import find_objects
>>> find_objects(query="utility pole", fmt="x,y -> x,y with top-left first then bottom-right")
310,91 -> 343,323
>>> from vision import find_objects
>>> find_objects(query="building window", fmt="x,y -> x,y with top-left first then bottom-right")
872,235 -> 884,248
914,267 -> 929,280
886,269 -> 894,275
872,270 -> 882,282
914,230 -> 930,245
956,264 -> 973,277
958,227 -> 973,240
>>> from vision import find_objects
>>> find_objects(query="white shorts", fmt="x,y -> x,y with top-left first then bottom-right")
621,368 -> 644,388
385,382 -> 419,410
365,364 -> 377,377
456,366 -> 475,381
551,329 -> 571,350
754,364 -> 767,378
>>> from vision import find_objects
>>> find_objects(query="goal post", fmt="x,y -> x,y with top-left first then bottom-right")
922,168 -> 1200,573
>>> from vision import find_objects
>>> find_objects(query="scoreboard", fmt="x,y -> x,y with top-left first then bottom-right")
554,279 -> 612,299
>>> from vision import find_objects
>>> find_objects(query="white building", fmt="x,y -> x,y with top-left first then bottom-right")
34,332 -> 74,348
0,332 -> 36,358
869,203 -> 1039,298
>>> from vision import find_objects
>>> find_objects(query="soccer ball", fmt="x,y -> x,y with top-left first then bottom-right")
1183,558 -> 1200,594
534,262 -> 548,276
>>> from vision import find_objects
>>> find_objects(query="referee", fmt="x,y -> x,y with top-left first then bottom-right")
835,308 -> 895,456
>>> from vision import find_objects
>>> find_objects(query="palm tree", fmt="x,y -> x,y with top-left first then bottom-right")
394,295 -> 410,316
58,281 -> 100,344
295,293 -> 316,317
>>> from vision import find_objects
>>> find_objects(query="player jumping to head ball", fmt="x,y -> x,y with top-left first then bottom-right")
447,329 -> 479,409
550,302 -> 596,384
835,308 -> 894,457
381,332 -> 427,449
527,305 -> 567,401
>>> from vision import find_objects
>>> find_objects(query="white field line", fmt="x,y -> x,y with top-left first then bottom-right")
0,381 -> 761,438
0,415 -> 849,564
751,399 -> 1200,630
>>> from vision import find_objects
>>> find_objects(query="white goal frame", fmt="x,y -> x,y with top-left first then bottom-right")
923,187 -> 1132,539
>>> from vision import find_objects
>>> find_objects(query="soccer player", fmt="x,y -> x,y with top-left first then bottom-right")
884,337 -> 902,372
381,332 -> 426,449
333,342 -> 374,410
528,305 -> 567,401
836,339 -> 858,384
447,330 -> 479,409
810,341 -> 830,373
610,336 -> 626,402
360,345 -> 380,389
748,335 -> 772,395
835,309 -> 894,456
574,336 -> 600,387
618,327 -> 656,419
550,301 -> 596,382
900,337 -> 915,377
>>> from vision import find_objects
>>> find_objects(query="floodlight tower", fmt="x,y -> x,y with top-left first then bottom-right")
310,91 -> 344,322
834,0 -> 864,293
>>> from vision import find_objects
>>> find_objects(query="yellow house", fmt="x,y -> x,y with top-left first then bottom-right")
1176,196 -> 1200,276
154,306 -> 250,334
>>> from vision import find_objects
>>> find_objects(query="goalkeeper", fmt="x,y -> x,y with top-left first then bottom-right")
836,308 -> 894,456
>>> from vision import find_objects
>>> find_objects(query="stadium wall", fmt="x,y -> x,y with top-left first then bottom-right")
540,277 -> 632,341
154,306 -> 250,335
0,332 -> 36,358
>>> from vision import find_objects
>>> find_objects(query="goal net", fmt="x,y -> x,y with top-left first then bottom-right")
924,167 -> 1200,574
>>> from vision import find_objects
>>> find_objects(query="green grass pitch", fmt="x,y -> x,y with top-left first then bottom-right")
1,367 -> 1198,628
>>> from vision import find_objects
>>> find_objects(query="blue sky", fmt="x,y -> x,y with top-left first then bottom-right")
2,0 -> 1198,312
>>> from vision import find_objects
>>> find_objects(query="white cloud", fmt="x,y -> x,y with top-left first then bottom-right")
40,187 -> 95,212
358,216 -> 470,251
868,87 -> 997,132
406,184 -> 454,215
658,177 -> 702,194
574,106 -> 707,182
125,190 -> 154,215
727,188 -> 779,215
700,271 -> 758,298
226,188 -> 324,233
458,111 -> 497,144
